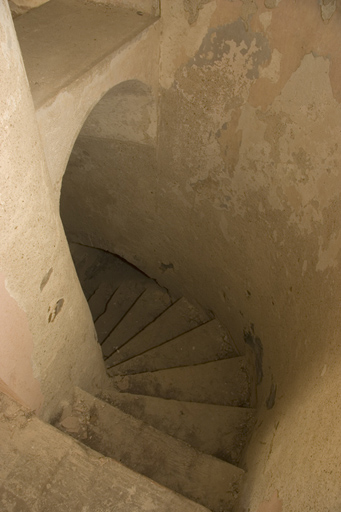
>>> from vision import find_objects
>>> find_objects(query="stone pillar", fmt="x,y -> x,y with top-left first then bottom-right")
0,1 -> 107,419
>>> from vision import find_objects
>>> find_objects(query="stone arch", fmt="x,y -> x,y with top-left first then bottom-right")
60,79 -> 159,266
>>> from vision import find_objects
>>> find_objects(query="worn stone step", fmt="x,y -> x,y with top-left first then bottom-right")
69,242 -> 149,302
88,280 -> 119,321
112,319 -> 238,375
56,388 -> 244,512
102,391 -> 256,464
95,279 -> 150,345
69,243 -> 114,299
112,357 -> 251,407
106,297 -> 210,368
100,282 -> 172,354
0,392 -> 209,512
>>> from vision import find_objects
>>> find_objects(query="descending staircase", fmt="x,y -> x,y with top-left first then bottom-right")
52,242 -> 256,511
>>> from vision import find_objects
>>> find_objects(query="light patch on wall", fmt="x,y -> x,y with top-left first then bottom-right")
232,54 -> 341,232
316,230 -> 341,271
256,490 -> 282,512
259,11 -> 272,31
319,0 -> 337,22
260,48 -> 282,83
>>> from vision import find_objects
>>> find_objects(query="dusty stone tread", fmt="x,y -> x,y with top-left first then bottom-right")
112,357 -> 251,407
95,279 -> 148,346
112,318 -> 238,374
57,388 -> 244,512
106,297 -> 210,368
100,282 -> 172,354
103,391 -> 256,463
0,392 -> 210,512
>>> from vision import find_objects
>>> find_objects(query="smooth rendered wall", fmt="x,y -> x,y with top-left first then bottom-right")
61,0 -> 341,509
0,1 -> 107,420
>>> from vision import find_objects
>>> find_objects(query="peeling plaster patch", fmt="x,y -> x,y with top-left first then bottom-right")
233,54 -> 341,231
316,230 -> 341,271
160,0 -> 216,89
191,19 -> 271,81
260,48 -> 282,83
241,0 -> 258,30
162,17 -> 272,196
264,0 -> 282,8
319,0 -> 337,22
183,0 -> 212,24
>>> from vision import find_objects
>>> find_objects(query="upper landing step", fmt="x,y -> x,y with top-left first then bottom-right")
14,0 -> 159,108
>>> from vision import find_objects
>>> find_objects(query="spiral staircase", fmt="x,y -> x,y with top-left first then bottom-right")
0,242 -> 256,511
54,242 -> 256,511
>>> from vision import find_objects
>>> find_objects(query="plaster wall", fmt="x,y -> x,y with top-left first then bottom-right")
9,0 -> 159,17
0,1 -> 107,420
60,0 -> 341,509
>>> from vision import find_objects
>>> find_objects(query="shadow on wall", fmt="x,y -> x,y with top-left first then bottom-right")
60,79 -> 158,262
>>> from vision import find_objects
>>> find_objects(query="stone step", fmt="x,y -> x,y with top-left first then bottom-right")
112,357 -> 251,407
95,279 -> 149,345
102,391 -> 256,464
69,243 -> 148,301
106,297 -> 210,368
112,319 -> 238,375
100,282 -> 172,354
69,243 -> 113,299
88,280 -> 119,321
0,392 -> 209,512
56,388 -> 244,512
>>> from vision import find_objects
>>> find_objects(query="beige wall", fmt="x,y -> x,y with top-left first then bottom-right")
0,0 -> 107,420
60,0 -> 341,509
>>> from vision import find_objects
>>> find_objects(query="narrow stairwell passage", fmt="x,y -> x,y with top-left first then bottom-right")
53,242 -> 257,511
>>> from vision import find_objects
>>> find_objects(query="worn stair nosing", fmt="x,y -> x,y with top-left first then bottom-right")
106,319 -> 214,370
102,294 -> 175,359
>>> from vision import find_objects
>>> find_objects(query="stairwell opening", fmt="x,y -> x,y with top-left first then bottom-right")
59,78 -> 161,353
60,79 -> 158,259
